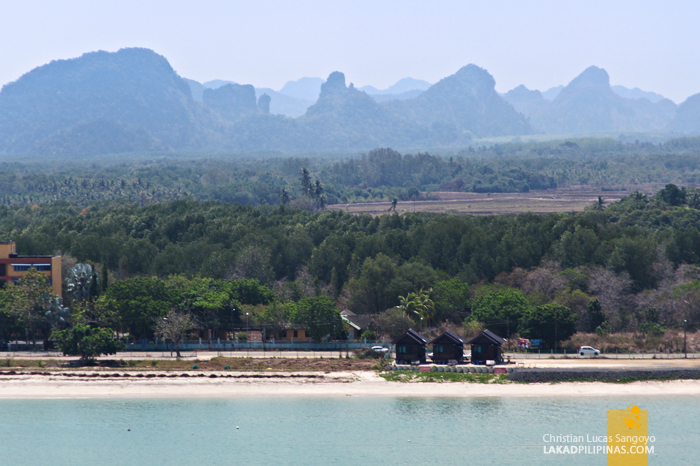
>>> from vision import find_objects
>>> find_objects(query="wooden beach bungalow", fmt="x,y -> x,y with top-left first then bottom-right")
393,328 -> 428,364
466,329 -> 506,364
429,330 -> 465,364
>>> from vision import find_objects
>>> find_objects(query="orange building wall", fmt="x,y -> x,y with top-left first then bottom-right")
0,242 -> 62,297
51,256 -> 62,296
0,242 -> 16,257
273,329 -> 311,342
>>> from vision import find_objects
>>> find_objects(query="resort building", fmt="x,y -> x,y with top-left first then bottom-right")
271,328 -> 312,342
340,310 -> 369,340
0,242 -> 62,297
466,329 -> 506,364
429,330 -> 466,364
393,328 -> 428,364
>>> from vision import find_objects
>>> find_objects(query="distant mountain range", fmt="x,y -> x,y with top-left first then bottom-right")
0,48 -> 222,154
359,77 -> 432,95
503,67 -> 679,134
523,84 -> 667,104
0,47 -> 699,155
183,76 -> 432,118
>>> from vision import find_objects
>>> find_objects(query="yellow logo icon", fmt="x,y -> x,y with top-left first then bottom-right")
624,403 -> 643,429
607,403 -> 649,465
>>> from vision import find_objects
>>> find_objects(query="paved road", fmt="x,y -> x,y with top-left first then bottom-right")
3,349 -> 699,364
1,350 -> 356,360
508,352 -> 700,360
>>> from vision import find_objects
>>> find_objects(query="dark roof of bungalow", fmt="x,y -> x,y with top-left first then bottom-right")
392,328 -> 428,346
465,329 -> 506,346
429,330 -> 465,345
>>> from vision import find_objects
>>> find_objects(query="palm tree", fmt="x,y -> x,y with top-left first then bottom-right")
397,293 -> 419,317
388,197 -> 398,213
688,189 -> 700,209
278,187 -> 290,206
313,179 -> 325,209
630,190 -> 646,202
397,288 -> 434,326
299,168 -> 311,198
412,288 -> 434,324
593,196 -> 605,211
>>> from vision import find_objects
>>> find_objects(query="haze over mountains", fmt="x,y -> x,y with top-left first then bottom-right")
503,66 -> 678,134
189,76 -> 434,117
0,47 -> 699,155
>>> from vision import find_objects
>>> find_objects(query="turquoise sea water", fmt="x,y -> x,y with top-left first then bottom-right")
0,396 -> 697,465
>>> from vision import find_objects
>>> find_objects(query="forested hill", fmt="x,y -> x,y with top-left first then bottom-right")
0,48 -> 531,154
4,48 -> 699,156
384,64 -> 532,140
0,48 -> 223,154
503,66 -> 678,134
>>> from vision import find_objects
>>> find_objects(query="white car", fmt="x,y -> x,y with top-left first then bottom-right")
578,346 -> 600,357
371,346 -> 389,353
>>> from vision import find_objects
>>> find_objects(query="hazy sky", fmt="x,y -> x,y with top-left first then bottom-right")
1,0 -> 699,102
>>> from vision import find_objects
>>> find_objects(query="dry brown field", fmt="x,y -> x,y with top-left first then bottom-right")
328,185 -> 665,216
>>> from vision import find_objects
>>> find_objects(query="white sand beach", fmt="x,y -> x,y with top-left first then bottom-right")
1,371 -> 700,398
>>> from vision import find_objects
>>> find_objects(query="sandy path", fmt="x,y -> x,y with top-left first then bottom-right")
1,371 -> 700,398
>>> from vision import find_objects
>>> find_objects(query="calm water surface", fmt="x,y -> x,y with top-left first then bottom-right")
0,396 -> 697,465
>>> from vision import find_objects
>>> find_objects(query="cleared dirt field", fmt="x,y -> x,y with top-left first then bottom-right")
328,185 -> 663,216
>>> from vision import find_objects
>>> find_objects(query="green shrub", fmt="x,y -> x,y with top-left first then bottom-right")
52,324 -> 124,362
595,321 -> 612,336
640,322 -> 665,337
360,330 -> 376,340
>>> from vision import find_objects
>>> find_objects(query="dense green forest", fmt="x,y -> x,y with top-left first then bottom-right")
3,138 -> 700,354
1,181 -> 700,351
3,137 -> 700,207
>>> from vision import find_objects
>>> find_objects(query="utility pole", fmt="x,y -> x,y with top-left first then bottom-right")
684,319 -> 688,359
246,312 -> 249,358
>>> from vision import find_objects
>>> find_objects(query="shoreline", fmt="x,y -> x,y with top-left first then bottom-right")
2,371 -> 700,399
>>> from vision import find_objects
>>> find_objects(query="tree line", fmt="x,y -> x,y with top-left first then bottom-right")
0,183 -> 699,354
3,137 -> 700,207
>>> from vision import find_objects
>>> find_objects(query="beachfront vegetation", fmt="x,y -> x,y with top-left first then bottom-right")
379,371 -> 507,383
52,323 -> 124,361
2,142 -> 700,350
0,186 -> 694,347
154,309 -> 196,357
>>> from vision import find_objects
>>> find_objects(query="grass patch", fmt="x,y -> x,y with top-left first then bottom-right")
380,370 -> 508,384
539,374 -> 700,384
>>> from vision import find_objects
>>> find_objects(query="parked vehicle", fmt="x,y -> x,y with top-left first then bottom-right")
578,346 -> 600,357
371,345 -> 389,353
